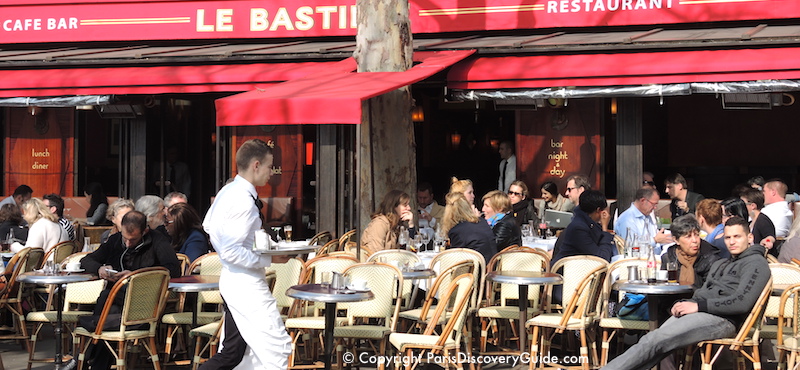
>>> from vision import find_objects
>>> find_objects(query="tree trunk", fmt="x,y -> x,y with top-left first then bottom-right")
354,0 -> 416,233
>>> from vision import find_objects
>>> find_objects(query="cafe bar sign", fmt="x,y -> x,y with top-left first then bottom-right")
1,0 -> 796,43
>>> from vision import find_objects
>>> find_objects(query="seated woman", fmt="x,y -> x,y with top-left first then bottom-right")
695,199 -> 730,259
442,192 -> 497,263
360,190 -> 414,253
14,198 -> 69,254
508,180 -> 539,227
778,216 -> 800,264
449,177 -> 480,217
99,199 -> 135,244
538,181 -> 574,219
661,214 -> 722,288
481,190 -> 522,251
0,204 -> 28,243
166,203 -> 211,262
85,182 -> 110,226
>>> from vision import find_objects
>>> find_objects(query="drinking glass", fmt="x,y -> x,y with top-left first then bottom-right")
521,224 -> 532,238
420,232 -> 431,251
412,234 -> 423,252
44,260 -> 55,275
271,227 -> 283,242
283,225 -> 293,242
667,261 -> 679,283
398,228 -> 409,249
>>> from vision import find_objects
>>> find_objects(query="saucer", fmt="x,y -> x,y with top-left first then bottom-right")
64,268 -> 84,273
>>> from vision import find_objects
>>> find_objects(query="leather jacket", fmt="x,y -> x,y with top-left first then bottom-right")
660,239 -> 722,289
492,213 -> 522,251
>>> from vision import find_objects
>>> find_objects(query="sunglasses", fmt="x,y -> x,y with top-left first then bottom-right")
643,180 -> 656,186
508,191 -> 523,197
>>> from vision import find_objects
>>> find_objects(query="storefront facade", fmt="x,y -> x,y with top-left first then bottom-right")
2,0 -> 800,234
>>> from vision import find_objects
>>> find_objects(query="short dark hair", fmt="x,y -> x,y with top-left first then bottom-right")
746,176 -> 765,188
42,193 -> 64,217
741,188 -> 765,210
235,139 -> 272,172
500,140 -> 514,153
671,214 -> 700,239
120,210 -> 147,233
724,216 -> 750,234
417,182 -> 434,194
567,174 -> 591,191
13,185 -> 32,197
664,173 -> 687,187
634,188 -> 657,201
541,181 -> 558,196
578,190 -> 607,213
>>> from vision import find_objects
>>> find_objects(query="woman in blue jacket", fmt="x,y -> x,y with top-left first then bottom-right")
165,202 -> 210,262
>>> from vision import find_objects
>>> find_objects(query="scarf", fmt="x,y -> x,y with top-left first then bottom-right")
676,248 -> 698,286
487,213 -> 505,227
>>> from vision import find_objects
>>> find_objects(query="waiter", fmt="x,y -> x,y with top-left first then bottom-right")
201,139 -> 291,369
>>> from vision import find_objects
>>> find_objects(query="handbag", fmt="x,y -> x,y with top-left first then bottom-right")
614,292 -> 649,321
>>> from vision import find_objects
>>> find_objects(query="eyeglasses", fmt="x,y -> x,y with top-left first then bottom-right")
645,199 -> 659,206
565,187 -> 575,192
508,191 -> 523,197
643,180 -> 656,186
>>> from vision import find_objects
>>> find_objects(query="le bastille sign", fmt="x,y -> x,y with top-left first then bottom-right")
0,0 -> 795,43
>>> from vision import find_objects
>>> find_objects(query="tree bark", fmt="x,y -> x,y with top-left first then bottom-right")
355,0 -> 416,233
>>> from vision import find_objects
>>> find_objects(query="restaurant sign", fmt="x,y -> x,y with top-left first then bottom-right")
0,0 -> 796,43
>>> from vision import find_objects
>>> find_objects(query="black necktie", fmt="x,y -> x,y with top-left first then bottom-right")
501,159 -> 508,190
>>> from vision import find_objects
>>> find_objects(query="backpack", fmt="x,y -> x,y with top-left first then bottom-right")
614,292 -> 649,321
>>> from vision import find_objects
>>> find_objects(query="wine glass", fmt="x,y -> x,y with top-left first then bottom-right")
521,224 -> 532,238
420,231 -> 431,251
412,234 -> 423,252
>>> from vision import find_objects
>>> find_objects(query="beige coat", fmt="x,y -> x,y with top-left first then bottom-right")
360,215 -> 398,253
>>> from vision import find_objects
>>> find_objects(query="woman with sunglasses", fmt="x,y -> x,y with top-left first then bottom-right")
507,180 -> 539,227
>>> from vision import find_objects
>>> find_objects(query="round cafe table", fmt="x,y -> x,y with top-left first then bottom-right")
485,271 -> 563,352
613,281 -> 694,331
286,284 -> 373,370
401,268 -> 436,309
18,271 -> 96,370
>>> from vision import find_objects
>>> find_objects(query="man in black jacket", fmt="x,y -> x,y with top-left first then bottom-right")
603,216 -> 771,370
77,210 -> 181,369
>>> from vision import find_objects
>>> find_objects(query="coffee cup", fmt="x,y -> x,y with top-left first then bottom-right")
66,262 -> 81,271
656,270 -> 669,282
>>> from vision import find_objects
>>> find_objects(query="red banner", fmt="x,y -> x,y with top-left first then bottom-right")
0,0 -> 796,43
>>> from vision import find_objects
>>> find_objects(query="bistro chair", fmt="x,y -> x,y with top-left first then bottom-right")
308,231 -> 333,246
176,253 -> 191,276
368,250 -> 422,308
74,267 -> 172,370
26,252 -> 105,369
333,262 -> 403,370
265,257 -> 305,320
43,241 -> 78,265
188,318 -> 223,370
526,264 -> 607,370
0,247 -> 38,351
598,257 -> 650,366
476,247 -> 550,355
776,283 -> 800,370
689,277 -> 773,370
762,263 -> 800,341
315,239 -> 339,258
338,229 -> 357,250
389,273 -> 474,370
285,254 -> 359,367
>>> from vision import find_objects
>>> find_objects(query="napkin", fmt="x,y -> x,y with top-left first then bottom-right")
254,230 -> 273,251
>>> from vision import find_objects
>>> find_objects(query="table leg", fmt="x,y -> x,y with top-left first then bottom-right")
191,292 -> 199,327
647,295 -> 659,332
324,302 -> 336,370
518,285 -> 529,352
54,284 -> 65,369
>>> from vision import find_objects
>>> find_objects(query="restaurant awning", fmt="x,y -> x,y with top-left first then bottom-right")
0,61 -> 352,97
215,50 -> 474,126
447,47 -> 800,90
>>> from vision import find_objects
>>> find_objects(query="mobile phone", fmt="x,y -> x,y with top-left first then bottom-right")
106,268 -> 118,274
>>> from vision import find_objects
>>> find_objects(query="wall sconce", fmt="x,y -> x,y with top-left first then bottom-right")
450,133 -> 462,148
610,98 -> 618,115
490,139 -> 499,150
27,106 -> 42,116
411,105 -> 425,122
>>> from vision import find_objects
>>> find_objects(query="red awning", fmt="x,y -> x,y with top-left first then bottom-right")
0,61 -> 354,97
448,47 -> 800,89
215,50 -> 475,126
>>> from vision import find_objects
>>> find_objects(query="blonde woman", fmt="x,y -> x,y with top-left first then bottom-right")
442,192 -> 497,263
360,190 -> 414,253
14,198 -> 68,253
449,177 -> 480,217
100,198 -> 135,244
482,190 -> 522,250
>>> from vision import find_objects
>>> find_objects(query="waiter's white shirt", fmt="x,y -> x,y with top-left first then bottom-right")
203,175 -> 291,370
762,201 -> 793,238
498,154 -> 517,192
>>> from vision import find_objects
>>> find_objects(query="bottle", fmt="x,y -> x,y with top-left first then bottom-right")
646,245 -> 657,283
624,228 -> 633,258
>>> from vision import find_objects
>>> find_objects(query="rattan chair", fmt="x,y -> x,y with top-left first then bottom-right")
476,247 -> 550,355
338,229 -> 357,250
309,231 -> 333,246
526,264 -> 608,370
689,277 -> 773,370
315,239 -> 339,258
26,253 -> 105,369
389,273 -> 474,370
74,267 -> 172,370
762,263 -> 800,341
333,262 -> 403,370
368,250 -> 422,308
188,318 -> 223,370
43,241 -> 78,265
176,253 -> 191,276
776,283 -> 800,369
598,257 -> 650,366
0,247 -> 38,350
265,257 -> 304,320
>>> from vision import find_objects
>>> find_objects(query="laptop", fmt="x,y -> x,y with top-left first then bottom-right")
543,209 -> 574,229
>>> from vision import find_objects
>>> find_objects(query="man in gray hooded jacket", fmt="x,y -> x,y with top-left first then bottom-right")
603,216 -> 771,370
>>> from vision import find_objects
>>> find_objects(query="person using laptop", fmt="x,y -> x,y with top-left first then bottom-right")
551,190 -> 616,267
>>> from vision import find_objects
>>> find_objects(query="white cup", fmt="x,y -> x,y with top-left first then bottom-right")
66,262 -> 81,271
350,279 -> 368,290
656,270 -> 669,282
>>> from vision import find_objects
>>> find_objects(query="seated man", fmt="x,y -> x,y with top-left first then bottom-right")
78,210 -> 181,370
615,188 -> 673,254
551,190 -> 615,266
603,216 -> 771,370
